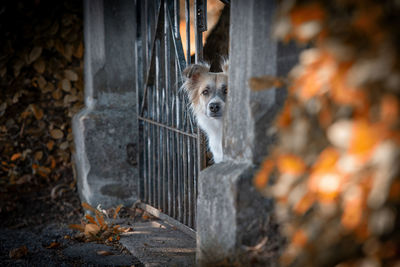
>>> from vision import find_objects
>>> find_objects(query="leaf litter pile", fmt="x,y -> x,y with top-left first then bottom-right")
0,1 -> 84,228
252,0 -> 400,266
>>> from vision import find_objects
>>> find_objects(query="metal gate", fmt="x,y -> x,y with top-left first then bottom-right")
135,0 -> 208,232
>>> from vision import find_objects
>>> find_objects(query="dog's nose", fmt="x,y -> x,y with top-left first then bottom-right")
209,103 -> 220,113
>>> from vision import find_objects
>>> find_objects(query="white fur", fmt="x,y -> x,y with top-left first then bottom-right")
195,111 -> 224,163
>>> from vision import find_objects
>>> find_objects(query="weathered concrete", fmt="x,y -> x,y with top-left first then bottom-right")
197,0 -> 301,265
120,220 -> 196,267
72,0 -> 139,208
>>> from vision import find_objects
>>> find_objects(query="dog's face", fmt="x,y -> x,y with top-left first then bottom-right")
182,63 -> 228,119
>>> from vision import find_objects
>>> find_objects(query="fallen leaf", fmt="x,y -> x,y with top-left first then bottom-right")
113,204 -> 123,219
34,151 -> 43,161
50,129 -> 64,139
29,104 -> 44,120
73,42 -> 83,58
85,214 -> 98,225
9,245 -> 28,259
64,69 -> 78,81
84,223 -> 100,237
69,224 -> 85,232
27,46 -> 42,64
33,59 -> 46,74
97,250 -> 114,256
52,89 -> 63,100
82,202 -> 97,213
47,140 -> 55,151
11,153 -> 22,161
46,242 -> 60,249
59,79 -> 71,92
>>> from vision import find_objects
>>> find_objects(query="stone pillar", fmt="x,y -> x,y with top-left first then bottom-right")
196,0 -> 302,265
72,0 -> 138,208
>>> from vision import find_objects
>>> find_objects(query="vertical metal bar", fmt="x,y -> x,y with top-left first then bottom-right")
194,0 -> 207,63
183,135 -> 188,225
173,0 -> 180,39
185,0 -> 191,64
164,0 -> 172,216
187,137 -> 193,228
155,37 -> 161,209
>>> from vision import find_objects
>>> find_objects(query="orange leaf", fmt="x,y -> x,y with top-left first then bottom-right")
47,140 -> 55,151
293,193 -> 315,214
254,159 -> 275,189
277,99 -> 293,128
292,229 -> 308,248
96,213 -> 105,228
11,153 -> 22,161
380,94 -> 399,125
85,214 -> 98,225
29,104 -> 44,120
249,75 -> 286,91
290,3 -> 325,26
311,147 -> 339,175
113,205 -> 123,219
82,202 -> 97,213
84,223 -> 100,237
341,187 -> 363,230
277,154 -> 306,176
348,120 -> 382,160
69,224 -> 85,232
46,242 -> 60,249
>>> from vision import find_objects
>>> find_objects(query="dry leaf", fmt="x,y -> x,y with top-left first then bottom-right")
254,159 -> 275,189
47,140 -> 55,151
249,75 -> 286,91
27,46 -> 42,64
82,202 -> 97,213
59,141 -> 69,150
277,154 -> 307,176
292,229 -> 308,248
9,245 -> 28,259
64,69 -> 78,81
84,223 -> 100,237
97,250 -> 114,256
96,213 -> 105,228
50,129 -> 64,139
52,89 -> 63,100
11,153 -> 22,161
74,42 -> 83,59
34,151 -> 43,161
85,214 -> 98,225
33,59 -> 46,74
59,79 -> 71,92
29,104 -> 44,120
46,242 -> 60,249
69,224 -> 85,232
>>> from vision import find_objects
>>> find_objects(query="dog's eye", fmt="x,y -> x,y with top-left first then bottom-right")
221,85 -> 227,94
202,89 -> 209,95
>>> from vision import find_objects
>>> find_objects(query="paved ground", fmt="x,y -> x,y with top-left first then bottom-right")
0,223 -> 143,266
120,220 -> 196,267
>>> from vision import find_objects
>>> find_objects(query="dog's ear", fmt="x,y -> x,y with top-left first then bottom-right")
182,64 -> 209,82
221,59 -> 229,73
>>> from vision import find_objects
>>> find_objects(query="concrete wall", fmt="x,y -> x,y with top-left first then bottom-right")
72,0 -> 138,208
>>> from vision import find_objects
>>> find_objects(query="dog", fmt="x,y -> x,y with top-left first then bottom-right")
182,61 -> 228,163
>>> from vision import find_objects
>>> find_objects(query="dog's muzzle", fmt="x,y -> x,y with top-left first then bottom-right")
207,102 -> 223,118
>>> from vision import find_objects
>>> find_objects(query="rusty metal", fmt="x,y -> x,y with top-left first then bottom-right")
135,0 -> 209,230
